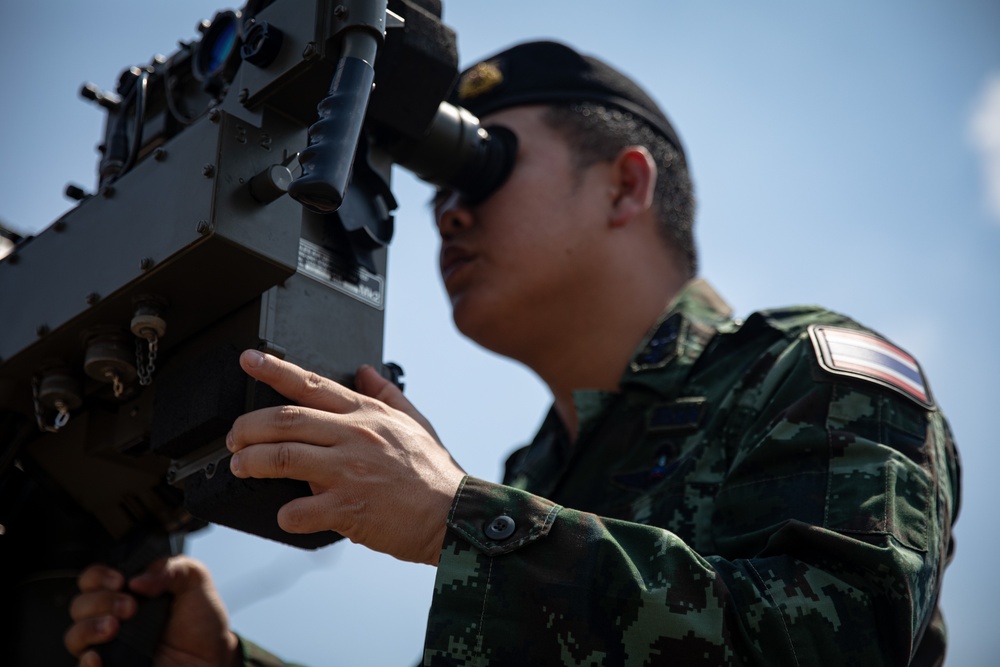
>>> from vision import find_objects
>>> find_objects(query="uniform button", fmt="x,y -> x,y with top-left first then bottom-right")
484,515 -> 516,540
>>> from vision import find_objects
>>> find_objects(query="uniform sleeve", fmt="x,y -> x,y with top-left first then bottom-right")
238,636 -> 308,667
421,355 -> 959,665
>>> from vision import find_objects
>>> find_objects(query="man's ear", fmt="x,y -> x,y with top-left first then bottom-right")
608,146 -> 657,227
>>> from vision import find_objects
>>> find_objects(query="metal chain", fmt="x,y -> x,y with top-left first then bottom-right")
148,334 -> 158,377
135,332 -> 159,386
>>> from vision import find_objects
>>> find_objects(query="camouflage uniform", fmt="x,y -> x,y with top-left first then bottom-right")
241,280 -> 959,666
422,279 -> 960,666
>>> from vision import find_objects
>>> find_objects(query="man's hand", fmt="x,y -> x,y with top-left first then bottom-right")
64,556 -> 240,667
227,350 -> 466,566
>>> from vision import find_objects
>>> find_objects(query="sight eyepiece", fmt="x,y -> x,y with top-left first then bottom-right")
390,102 -> 518,206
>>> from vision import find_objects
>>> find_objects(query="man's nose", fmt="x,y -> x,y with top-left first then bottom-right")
434,191 -> 475,238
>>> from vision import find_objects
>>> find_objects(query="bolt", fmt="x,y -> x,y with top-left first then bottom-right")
208,108 -> 221,122
202,164 -> 215,177
333,5 -> 348,19
238,88 -> 249,104
302,42 -> 318,60
196,220 -> 212,235
86,292 -> 100,305
140,257 -> 155,271
54,219 -> 67,232
205,462 -> 216,477
100,184 -> 115,198
36,324 -> 50,337
154,147 -> 168,161
65,184 -> 88,201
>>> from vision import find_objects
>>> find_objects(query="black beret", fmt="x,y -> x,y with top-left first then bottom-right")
450,40 -> 685,161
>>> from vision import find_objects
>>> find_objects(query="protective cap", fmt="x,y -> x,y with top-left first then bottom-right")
450,40 -> 685,161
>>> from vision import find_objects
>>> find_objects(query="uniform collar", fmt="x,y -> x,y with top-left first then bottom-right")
572,279 -> 733,439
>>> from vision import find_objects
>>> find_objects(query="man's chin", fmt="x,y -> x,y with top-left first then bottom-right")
451,296 -> 500,348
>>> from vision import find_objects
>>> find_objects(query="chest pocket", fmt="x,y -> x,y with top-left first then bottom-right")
597,398 -> 725,551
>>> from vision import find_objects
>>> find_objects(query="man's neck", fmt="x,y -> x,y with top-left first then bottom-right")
539,279 -> 689,443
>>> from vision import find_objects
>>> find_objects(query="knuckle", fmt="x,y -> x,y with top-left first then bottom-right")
271,442 -> 294,475
68,590 -> 112,621
299,371 -> 327,400
65,616 -> 116,656
78,564 -> 117,592
272,405 -> 301,430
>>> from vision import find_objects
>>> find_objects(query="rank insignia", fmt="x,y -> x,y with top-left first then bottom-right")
808,325 -> 934,409
647,397 -> 707,434
631,314 -> 682,372
457,60 -> 504,101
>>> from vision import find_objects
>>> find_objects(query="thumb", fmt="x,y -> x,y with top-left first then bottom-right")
355,365 -> 440,441
128,556 -> 204,598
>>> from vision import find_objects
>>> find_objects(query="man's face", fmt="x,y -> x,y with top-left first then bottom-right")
434,105 -> 614,360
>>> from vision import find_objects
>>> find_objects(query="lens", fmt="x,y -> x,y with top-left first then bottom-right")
193,10 -> 241,91
204,21 -> 237,76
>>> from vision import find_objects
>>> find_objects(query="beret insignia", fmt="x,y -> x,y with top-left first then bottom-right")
457,60 -> 504,101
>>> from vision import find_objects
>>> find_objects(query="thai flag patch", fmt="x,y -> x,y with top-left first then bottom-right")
808,325 -> 934,409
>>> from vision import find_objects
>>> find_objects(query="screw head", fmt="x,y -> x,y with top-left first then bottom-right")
86,292 -> 100,305
202,164 -> 215,177
140,257 -> 155,271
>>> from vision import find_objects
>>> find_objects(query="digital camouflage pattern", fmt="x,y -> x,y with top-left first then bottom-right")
239,280 -> 959,666
240,638 -> 306,667
422,279 -> 960,666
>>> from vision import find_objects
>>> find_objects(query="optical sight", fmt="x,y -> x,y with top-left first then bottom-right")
0,1 -> 513,664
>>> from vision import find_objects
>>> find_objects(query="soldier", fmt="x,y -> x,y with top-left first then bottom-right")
65,41 -> 960,666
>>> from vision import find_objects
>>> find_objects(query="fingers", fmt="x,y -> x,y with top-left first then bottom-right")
78,564 -> 124,593
80,650 -> 103,667
65,615 -> 120,659
229,440 -> 332,482
228,404 -> 346,455
276,493 -> 342,535
127,555 -> 211,599
239,350 -> 357,412
231,354 -> 440,453
69,589 -> 136,623
65,565 -> 134,659
354,365 -> 440,440
354,364 -> 403,407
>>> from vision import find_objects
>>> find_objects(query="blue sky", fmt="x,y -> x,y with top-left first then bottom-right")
2,1 -> 998,665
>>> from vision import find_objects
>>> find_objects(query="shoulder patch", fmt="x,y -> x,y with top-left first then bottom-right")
808,325 -> 934,409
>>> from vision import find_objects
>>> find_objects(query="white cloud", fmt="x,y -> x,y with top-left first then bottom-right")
969,74 -> 1000,224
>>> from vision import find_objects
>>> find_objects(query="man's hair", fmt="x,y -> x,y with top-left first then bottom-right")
542,103 -> 698,277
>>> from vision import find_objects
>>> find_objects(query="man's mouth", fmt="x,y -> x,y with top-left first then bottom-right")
440,246 -> 475,285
